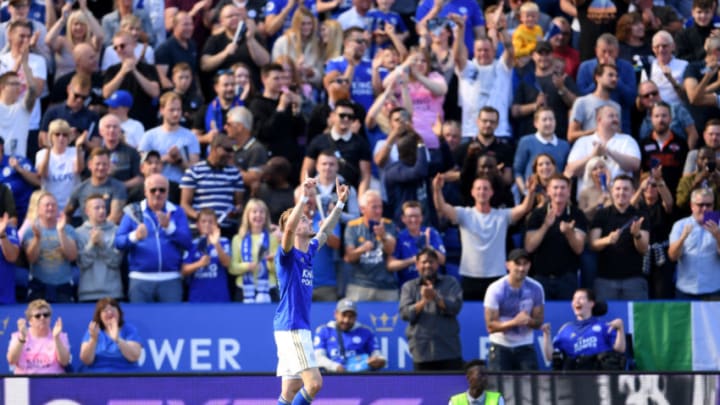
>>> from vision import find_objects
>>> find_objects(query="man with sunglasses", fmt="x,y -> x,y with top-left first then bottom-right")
180,134 -> 245,238
0,29 -> 38,160
0,21 -> 40,161
116,173 -> 192,302
325,27 -> 373,111
301,99 -> 371,198
40,74 -> 100,151
633,80 -> 698,148
669,188 -> 720,299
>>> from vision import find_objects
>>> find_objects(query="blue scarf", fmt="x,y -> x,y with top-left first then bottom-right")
240,231 -> 271,303
204,96 -> 243,132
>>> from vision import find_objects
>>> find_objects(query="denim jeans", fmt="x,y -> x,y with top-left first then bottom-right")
487,343 -> 539,371
128,278 -> 183,303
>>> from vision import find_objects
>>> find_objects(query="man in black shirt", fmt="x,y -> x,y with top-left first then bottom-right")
155,11 -> 199,90
301,100 -> 371,196
248,63 -> 305,175
525,174 -> 587,299
589,175 -> 650,300
453,106 -> 515,187
102,31 -> 160,129
199,3 -> 269,98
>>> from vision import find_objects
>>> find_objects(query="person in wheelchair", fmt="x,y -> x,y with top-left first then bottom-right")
541,288 -> 627,370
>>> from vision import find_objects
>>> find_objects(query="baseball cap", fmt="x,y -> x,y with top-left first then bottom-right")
534,41 -> 552,54
507,248 -> 531,263
336,299 -> 357,314
104,90 -> 133,108
141,150 -> 161,163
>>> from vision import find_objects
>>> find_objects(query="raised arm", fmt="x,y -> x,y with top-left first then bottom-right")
432,174 -> 457,223
315,178 -> 349,249
281,177 -> 315,252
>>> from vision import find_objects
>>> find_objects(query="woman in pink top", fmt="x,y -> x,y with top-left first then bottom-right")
6,299 -> 70,374
404,49 -> 447,149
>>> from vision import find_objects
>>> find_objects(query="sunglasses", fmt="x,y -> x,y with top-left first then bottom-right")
113,43 -> 127,51
640,90 -> 659,99
32,312 -> 51,319
338,113 -> 355,120
694,202 -> 713,208
149,187 -> 167,194
353,39 -> 368,45
222,146 -> 235,153
53,132 -> 69,138
73,92 -> 90,100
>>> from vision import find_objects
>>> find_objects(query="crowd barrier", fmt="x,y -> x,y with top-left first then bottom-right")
2,373 -> 718,405
0,302 -> 630,373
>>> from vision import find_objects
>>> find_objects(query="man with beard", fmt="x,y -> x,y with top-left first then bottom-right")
575,34 -> 636,135
400,247 -> 463,370
180,134 -> 245,237
638,101 -> 688,193
568,63 -> 622,142
139,92 -> 200,183
192,70 -> 243,148
313,299 -> 386,372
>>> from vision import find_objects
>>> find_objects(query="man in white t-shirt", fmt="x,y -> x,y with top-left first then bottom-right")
0,47 -> 36,159
454,15 -> 514,138
565,105 -> 641,194
138,91 -> 200,183
432,173 -> 536,301
0,20 -> 45,157
0,20 -> 45,125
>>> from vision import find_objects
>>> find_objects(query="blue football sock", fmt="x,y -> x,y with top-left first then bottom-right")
291,387 -> 313,405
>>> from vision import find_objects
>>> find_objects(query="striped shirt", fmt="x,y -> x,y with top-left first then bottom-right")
180,161 -> 244,226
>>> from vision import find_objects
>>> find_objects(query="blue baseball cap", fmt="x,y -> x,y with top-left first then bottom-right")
104,90 -> 133,108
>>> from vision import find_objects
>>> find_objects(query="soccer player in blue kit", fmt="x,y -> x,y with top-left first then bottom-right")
274,177 -> 349,405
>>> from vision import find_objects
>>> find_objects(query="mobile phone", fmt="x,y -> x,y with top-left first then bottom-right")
619,216 -> 639,232
599,172 -> 608,192
233,21 -> 247,43
704,211 -> 720,224
368,220 -> 379,230
650,157 -> 661,169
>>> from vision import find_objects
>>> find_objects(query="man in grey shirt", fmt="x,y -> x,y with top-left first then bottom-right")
432,174 -> 537,301
65,147 -> 127,225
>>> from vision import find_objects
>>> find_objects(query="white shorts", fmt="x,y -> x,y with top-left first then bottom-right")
274,329 -> 318,377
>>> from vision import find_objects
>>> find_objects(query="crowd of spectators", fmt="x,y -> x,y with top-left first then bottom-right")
0,0 -> 719,344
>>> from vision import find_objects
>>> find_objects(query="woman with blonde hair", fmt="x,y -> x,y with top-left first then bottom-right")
6,299 -> 70,374
230,199 -> 280,303
578,157 -> 612,221
320,20 -> 343,62
36,119 -> 85,210
101,14 -> 155,71
272,7 -> 323,87
45,1 -> 104,78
